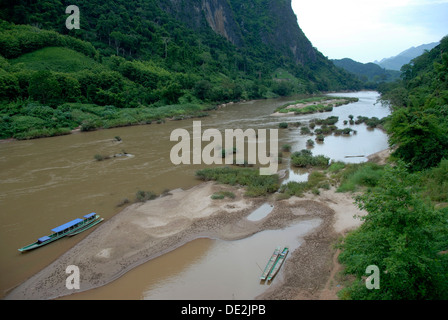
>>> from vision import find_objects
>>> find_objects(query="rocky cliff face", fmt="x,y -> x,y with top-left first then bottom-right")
264,0 -> 317,64
159,0 -> 244,46
160,0 -> 317,64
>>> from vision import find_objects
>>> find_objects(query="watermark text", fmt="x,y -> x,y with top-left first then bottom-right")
170,121 -> 278,175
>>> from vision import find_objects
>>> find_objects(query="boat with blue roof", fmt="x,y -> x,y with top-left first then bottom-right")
18,213 -> 103,252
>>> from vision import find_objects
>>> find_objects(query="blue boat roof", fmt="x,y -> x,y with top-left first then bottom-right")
38,236 -> 51,242
52,218 -> 83,233
83,212 -> 96,219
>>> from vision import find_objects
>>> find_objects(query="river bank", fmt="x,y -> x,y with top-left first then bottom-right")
5,164 -> 376,300
2,91 -> 391,300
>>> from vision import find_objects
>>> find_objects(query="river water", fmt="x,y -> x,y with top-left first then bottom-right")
0,91 -> 390,299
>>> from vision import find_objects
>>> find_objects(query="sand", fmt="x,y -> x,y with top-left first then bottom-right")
5,149 -> 389,300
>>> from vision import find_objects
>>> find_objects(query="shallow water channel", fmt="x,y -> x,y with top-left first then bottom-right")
0,91 -> 390,299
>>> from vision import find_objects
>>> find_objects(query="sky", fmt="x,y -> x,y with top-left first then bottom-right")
291,0 -> 448,63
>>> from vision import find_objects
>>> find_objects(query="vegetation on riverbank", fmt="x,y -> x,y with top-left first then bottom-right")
338,36 -> 448,300
0,100 -> 211,140
0,0 -> 362,141
274,96 -> 359,115
195,167 -> 279,197
337,162 -> 448,300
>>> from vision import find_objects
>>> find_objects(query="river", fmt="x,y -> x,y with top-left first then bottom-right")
0,91 -> 390,299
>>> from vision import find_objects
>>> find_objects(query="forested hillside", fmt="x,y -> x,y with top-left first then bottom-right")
338,36 -> 448,300
378,36 -> 448,172
0,0 -> 361,140
332,58 -> 400,89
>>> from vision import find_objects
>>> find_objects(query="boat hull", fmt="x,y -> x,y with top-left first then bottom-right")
67,217 -> 103,236
18,214 -> 102,252
260,247 -> 281,281
267,247 -> 289,281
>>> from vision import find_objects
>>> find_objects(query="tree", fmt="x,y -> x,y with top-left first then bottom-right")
28,70 -> 61,104
386,108 -> 448,171
0,71 -> 19,100
338,163 -> 448,299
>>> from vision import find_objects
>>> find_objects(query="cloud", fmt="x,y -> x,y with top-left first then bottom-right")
291,0 -> 448,63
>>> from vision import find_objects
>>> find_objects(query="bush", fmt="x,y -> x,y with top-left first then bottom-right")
279,181 -> 308,197
291,149 -> 329,168
306,139 -> 315,147
421,159 -> 448,202
336,162 -> 385,192
282,144 -> 292,152
278,170 -> 330,198
211,191 -> 236,200
300,126 -> 311,134
328,161 -> 346,173
322,116 -> 339,125
135,190 -> 158,202
279,122 -> 288,129
196,167 -> 279,197
338,163 -> 448,299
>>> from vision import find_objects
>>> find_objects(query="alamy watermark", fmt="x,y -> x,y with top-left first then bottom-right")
365,265 -> 380,290
65,5 -> 80,30
65,265 -> 80,290
170,121 -> 279,175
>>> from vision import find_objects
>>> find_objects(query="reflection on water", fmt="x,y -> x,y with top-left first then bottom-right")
62,238 -> 215,300
282,167 -> 309,185
143,219 -> 321,300
246,203 -> 274,221
0,91 -> 390,299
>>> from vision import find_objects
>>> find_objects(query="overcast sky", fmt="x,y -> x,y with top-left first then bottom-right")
291,0 -> 448,63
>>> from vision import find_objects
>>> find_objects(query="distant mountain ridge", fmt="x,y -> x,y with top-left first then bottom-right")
374,42 -> 440,71
332,58 -> 401,87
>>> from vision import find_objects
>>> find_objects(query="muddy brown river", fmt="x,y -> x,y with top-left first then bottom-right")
0,91 -> 390,299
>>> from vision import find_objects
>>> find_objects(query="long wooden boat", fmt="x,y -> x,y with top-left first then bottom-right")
67,215 -> 103,236
267,246 -> 289,281
18,213 -> 102,252
260,247 -> 281,281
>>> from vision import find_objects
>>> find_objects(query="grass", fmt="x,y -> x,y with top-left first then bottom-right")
328,161 -> 346,173
195,167 -> 279,197
211,191 -> 236,199
335,162 -> 385,192
278,171 -> 329,198
11,47 -> 102,73
420,159 -> 448,203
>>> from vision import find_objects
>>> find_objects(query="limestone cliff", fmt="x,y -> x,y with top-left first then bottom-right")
160,0 -> 317,64
159,0 -> 244,46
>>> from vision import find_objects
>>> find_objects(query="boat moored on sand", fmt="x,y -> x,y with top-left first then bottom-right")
260,247 -> 281,281
266,246 -> 289,282
18,213 -> 103,252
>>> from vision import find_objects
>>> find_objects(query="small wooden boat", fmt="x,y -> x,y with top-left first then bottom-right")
267,246 -> 289,281
260,247 -> 281,281
18,213 -> 102,252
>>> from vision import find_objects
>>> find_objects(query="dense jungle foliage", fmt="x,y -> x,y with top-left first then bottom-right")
0,0 -> 360,140
338,36 -> 448,300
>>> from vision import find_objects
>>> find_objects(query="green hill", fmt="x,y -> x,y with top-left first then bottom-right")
337,36 -> 448,300
332,58 -> 400,88
11,47 -> 103,73
0,0 -> 362,139
378,35 -> 448,172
